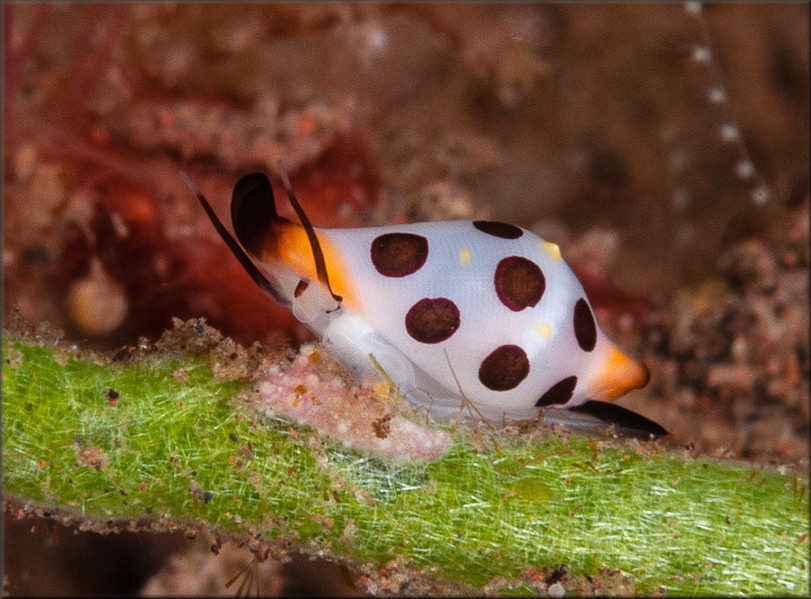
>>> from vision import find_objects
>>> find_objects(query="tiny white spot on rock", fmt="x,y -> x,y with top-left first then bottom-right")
751,185 -> 771,206
707,86 -> 726,104
684,1 -> 703,16
691,46 -> 711,63
735,160 -> 755,180
720,123 -> 740,142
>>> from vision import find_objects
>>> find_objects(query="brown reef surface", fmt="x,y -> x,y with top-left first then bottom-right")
3,4 -> 808,596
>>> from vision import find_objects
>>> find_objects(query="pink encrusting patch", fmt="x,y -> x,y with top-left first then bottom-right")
254,350 -> 451,461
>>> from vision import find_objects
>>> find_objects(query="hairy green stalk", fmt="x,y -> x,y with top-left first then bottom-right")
2,326 -> 808,595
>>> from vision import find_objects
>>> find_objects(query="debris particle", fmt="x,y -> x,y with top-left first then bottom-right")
75,447 -> 110,471
171,369 -> 190,382
104,388 -> 120,406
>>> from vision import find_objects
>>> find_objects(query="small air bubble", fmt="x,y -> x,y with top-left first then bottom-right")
691,46 -> 711,63
752,185 -> 771,205
720,123 -> 740,142
368,27 -> 389,49
684,1 -> 703,16
672,188 -> 690,210
735,161 -> 755,179
707,87 -> 727,104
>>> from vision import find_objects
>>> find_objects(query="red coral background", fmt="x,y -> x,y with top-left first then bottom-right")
3,3 -> 808,595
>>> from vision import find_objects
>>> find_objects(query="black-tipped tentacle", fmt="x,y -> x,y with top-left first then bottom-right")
229,172 -> 281,257
179,171 -> 290,307
568,400 -> 669,439
275,159 -> 343,307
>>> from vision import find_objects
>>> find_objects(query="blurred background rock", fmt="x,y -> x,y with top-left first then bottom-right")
4,3 -> 808,595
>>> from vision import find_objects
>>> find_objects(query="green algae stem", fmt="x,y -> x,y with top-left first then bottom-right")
3,334 -> 808,595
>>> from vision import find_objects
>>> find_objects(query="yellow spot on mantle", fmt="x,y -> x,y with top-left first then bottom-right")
459,248 -> 472,266
536,322 -> 552,338
542,241 -> 561,261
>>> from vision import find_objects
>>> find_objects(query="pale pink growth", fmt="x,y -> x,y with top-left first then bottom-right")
255,350 -> 451,462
